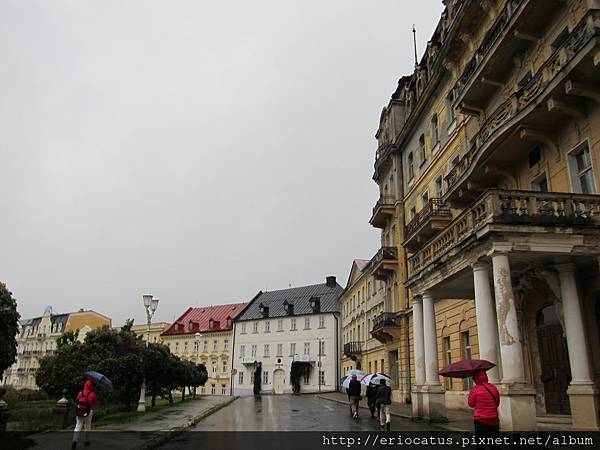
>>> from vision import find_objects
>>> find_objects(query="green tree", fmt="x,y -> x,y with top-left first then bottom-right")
144,343 -> 176,406
37,325 -> 145,410
0,282 -> 20,379
56,329 -> 79,349
121,318 -> 134,333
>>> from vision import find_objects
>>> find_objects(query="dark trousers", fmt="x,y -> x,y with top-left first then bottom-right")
473,420 -> 500,450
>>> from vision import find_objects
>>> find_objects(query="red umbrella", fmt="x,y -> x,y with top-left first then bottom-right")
439,359 -> 496,378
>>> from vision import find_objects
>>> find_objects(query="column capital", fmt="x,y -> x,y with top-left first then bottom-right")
472,261 -> 490,272
422,291 -> 433,301
554,262 -> 576,274
412,295 -> 423,304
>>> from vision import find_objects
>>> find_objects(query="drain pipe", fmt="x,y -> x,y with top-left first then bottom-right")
334,312 -> 340,392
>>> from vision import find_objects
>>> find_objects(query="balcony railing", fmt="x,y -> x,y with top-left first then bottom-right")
372,313 -> 400,330
364,247 -> 398,280
445,11 -> 600,199
408,189 -> 600,278
405,198 -> 451,239
370,195 -> 396,228
451,0 -> 527,106
343,341 -> 363,358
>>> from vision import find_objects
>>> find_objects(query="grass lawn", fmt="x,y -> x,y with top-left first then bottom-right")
92,395 -> 202,427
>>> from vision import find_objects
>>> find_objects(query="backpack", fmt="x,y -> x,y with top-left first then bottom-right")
76,392 -> 92,417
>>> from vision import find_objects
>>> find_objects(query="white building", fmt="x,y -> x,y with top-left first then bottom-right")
232,276 -> 342,396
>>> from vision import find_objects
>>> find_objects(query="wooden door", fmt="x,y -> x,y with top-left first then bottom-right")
537,324 -> 571,414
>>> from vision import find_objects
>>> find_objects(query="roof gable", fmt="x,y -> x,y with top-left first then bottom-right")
235,281 -> 342,321
161,302 -> 247,336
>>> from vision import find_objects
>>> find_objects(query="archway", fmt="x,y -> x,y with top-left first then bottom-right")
536,304 -> 571,415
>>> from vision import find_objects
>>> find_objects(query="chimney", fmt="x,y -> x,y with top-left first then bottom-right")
326,276 -> 336,287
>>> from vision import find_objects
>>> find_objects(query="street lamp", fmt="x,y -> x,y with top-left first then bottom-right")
195,332 -> 202,358
317,337 -> 324,393
137,294 -> 159,412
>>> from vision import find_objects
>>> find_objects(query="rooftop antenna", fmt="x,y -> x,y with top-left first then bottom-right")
412,24 -> 418,68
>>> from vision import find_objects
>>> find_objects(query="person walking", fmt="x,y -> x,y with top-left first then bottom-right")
72,380 -> 98,449
346,375 -> 362,420
366,383 -> 379,419
375,379 -> 392,430
468,370 -> 500,450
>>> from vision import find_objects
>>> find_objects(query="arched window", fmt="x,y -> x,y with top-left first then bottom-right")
431,114 -> 439,147
408,152 -> 414,180
419,134 -> 426,164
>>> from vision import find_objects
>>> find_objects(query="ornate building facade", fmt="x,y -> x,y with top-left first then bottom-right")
3,307 -> 111,389
371,0 -> 600,430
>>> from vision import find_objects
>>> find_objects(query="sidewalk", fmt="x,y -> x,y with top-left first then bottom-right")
26,395 -> 236,450
318,392 -> 473,432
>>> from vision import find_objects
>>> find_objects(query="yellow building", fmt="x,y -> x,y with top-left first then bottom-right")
371,0 -> 600,431
161,303 -> 247,396
3,307 -> 111,389
341,259 -> 388,390
113,322 -> 170,344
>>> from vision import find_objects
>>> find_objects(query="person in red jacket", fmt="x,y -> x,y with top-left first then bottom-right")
72,380 -> 98,449
468,370 -> 500,450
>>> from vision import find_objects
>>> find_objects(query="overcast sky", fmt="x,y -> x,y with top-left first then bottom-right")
0,0 -> 443,326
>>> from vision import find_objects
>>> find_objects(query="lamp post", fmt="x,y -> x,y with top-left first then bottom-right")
317,337 -> 323,393
137,294 -> 159,413
194,332 -> 202,360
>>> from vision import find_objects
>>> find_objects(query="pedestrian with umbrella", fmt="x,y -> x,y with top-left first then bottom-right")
361,373 -> 391,419
344,373 -> 363,420
71,371 -> 113,449
440,359 -> 499,449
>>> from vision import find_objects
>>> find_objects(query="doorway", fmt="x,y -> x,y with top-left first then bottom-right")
536,304 -> 571,414
273,369 -> 285,394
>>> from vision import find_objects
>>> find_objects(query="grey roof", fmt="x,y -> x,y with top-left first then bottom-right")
19,313 -> 69,328
236,282 -> 343,321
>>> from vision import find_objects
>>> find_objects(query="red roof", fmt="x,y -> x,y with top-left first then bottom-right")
161,302 -> 247,336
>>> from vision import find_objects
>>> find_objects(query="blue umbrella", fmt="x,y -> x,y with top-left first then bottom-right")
84,371 -> 114,391
344,369 -> 364,378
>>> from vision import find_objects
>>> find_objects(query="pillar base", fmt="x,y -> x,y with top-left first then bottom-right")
422,384 -> 447,423
411,385 -> 424,419
498,383 -> 536,431
567,383 -> 600,430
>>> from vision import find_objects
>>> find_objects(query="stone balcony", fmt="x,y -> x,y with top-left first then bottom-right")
371,313 -> 402,344
364,247 -> 398,281
445,10 -> 600,204
404,198 -> 452,251
407,189 -> 600,281
370,195 -> 396,229
343,341 -> 362,360
451,0 -> 565,112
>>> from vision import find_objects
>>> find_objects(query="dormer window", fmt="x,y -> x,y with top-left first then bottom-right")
226,317 -> 232,328
188,320 -> 194,331
283,300 -> 294,315
258,303 -> 269,318
310,296 -> 321,313
209,319 -> 220,330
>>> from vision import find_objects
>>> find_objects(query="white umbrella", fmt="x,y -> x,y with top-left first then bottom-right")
342,374 -> 364,389
361,372 -> 391,386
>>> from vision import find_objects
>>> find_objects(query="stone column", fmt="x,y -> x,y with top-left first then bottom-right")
555,263 -> 600,430
411,295 -> 425,418
472,262 -> 500,382
421,291 -> 446,422
492,252 -> 536,431
423,292 -> 440,385
413,296 -> 426,385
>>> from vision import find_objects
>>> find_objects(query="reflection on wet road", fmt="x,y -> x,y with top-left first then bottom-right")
191,394 -> 427,431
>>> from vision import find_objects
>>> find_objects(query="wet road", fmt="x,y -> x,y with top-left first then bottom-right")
193,394 -> 428,431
